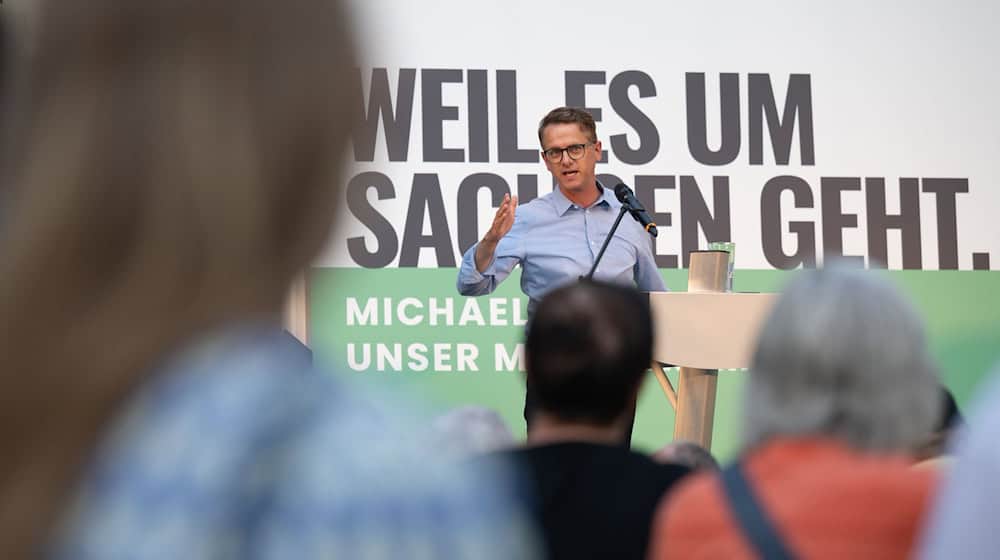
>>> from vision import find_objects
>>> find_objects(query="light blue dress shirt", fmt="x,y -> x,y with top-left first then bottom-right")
457,183 -> 667,317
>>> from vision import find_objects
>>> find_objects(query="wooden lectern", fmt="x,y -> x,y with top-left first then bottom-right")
648,251 -> 777,450
283,275 -> 310,344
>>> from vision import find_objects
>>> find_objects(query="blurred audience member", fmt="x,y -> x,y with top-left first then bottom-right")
0,12 -> 6,109
912,385 -> 963,467
653,440 -> 720,472
427,405 -> 516,459
0,9 -> 12,172
479,281 -> 690,560
650,265 -> 941,560
0,0 -> 536,558
919,367 -> 1000,558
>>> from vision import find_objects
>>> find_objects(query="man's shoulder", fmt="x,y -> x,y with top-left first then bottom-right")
510,442 -> 690,482
621,449 -> 693,486
514,193 -> 558,222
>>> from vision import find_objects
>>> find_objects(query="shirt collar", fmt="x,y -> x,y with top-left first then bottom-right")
552,180 -> 615,216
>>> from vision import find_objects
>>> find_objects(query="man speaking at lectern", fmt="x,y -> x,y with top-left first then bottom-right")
456,106 -> 666,435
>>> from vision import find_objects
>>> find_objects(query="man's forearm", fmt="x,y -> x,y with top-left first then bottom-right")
474,238 -> 498,273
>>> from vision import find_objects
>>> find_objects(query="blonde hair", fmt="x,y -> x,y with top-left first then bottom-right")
0,0 -> 357,553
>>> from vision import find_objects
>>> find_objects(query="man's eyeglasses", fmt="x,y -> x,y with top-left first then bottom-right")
541,142 -> 593,163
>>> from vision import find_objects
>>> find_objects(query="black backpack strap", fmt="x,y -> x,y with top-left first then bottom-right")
720,461 -> 797,560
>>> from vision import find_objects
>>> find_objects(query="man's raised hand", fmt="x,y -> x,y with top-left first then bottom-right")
475,193 -> 518,273
484,193 -> 518,243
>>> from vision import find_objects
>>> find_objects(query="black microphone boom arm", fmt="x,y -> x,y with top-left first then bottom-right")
613,183 -> 658,237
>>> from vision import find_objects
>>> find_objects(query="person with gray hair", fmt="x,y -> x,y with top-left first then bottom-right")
427,405 -> 516,459
740,265 -> 940,452
650,264 -> 942,560
652,440 -> 720,472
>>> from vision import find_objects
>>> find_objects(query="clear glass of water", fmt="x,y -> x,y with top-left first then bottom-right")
707,241 -> 735,292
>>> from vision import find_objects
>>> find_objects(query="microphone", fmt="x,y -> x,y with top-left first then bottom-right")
613,183 -> 658,237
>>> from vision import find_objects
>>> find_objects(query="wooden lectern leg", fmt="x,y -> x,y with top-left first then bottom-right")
673,367 -> 718,450
283,274 -> 310,345
651,362 -> 678,410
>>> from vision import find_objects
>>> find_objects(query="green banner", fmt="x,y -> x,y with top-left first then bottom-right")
310,267 -> 1000,461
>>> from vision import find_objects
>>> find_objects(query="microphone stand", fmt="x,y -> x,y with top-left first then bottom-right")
583,204 -> 632,280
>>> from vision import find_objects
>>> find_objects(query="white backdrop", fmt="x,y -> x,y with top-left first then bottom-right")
321,0 -> 999,271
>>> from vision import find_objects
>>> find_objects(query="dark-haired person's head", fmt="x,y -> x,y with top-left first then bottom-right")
525,281 -> 653,429
913,385 -> 965,462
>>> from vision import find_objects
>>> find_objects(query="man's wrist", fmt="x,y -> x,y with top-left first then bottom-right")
474,237 -> 498,273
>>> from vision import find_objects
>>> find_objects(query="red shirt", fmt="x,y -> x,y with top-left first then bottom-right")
649,438 -> 937,560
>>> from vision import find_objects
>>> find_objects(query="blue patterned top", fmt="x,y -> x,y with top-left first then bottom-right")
48,325 -> 539,559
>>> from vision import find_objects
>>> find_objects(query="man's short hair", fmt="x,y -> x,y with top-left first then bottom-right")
525,281 -> 652,425
537,106 -> 598,145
